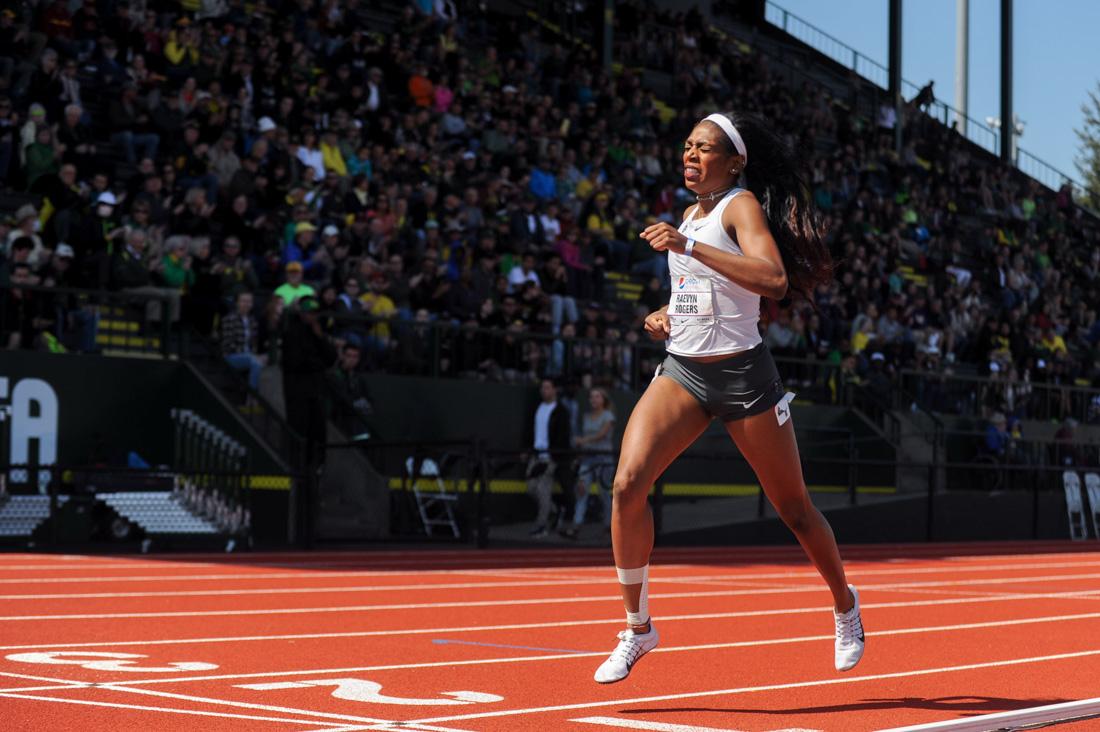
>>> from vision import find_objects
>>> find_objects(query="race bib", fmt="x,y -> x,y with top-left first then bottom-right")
669,274 -> 715,323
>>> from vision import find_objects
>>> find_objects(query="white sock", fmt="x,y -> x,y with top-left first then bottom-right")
616,565 -> 649,628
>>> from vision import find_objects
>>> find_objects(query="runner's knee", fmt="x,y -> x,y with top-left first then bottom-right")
773,495 -> 812,534
612,467 -> 650,507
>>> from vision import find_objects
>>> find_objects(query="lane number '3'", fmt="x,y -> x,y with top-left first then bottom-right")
6,651 -> 218,673
238,677 -> 504,706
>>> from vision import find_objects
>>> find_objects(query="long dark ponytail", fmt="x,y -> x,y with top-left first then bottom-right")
721,111 -> 833,301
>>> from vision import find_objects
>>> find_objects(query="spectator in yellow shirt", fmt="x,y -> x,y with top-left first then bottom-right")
359,273 -> 397,351
1039,327 -> 1067,356
851,317 -> 875,354
585,192 -> 615,241
164,22 -> 199,77
320,130 -> 347,177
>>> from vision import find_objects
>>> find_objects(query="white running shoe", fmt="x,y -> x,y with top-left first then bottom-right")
834,584 -> 865,672
593,625 -> 659,683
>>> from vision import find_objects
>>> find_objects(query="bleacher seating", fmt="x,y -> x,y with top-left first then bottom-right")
1,0 -> 1096,461
0,495 -> 69,537
99,491 -> 220,535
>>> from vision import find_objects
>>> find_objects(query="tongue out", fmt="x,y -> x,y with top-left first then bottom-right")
684,167 -> 701,182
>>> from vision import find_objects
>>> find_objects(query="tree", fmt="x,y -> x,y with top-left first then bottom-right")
1074,81 -> 1100,210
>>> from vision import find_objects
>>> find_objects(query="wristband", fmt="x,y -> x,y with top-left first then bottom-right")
684,238 -> 696,258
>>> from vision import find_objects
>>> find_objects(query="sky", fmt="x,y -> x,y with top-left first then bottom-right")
768,0 -> 1100,186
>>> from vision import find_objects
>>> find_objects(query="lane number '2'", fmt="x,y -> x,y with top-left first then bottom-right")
6,651 -> 218,673
239,678 -> 504,706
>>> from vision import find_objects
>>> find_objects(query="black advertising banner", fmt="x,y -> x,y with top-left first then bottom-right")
0,351 -> 284,476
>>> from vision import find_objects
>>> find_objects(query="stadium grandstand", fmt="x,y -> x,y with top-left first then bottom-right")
0,0 -> 1098,550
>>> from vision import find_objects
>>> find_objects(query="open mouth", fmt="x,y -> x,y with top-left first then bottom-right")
684,165 -> 701,182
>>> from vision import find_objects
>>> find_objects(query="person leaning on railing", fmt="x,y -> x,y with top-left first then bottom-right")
2,260 -> 52,348
567,387 -> 616,537
111,227 -> 183,324
325,339 -> 373,439
522,378 -> 576,539
219,290 -> 266,393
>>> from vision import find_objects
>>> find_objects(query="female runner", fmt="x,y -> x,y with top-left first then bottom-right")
594,111 -> 864,683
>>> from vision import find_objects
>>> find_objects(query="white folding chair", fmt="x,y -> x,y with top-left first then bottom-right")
1064,471 -> 1087,541
1084,472 -> 1100,540
405,456 -> 460,538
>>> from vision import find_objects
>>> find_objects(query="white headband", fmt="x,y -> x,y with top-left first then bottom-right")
702,113 -> 748,163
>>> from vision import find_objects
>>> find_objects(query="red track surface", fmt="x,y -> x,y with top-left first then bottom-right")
2,542 -> 1100,731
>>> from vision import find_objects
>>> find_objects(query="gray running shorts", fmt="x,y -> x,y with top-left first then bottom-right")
656,343 -> 785,422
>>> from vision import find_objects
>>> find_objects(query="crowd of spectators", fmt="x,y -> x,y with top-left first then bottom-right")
0,0 -> 1098,429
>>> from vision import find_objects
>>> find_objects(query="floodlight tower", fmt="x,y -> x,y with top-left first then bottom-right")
955,0 -> 968,133
888,0 -> 902,153
1000,0 -> 1013,163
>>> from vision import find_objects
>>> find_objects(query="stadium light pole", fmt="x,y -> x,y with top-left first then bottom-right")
1000,0 -> 1013,163
955,0 -> 969,134
888,0 -> 903,154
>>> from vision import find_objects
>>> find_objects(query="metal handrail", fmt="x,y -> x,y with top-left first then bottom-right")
0,282 -> 173,357
1016,149 -> 1100,211
899,367 -> 1100,424
764,2 -> 998,151
7,281 -> 1094,424
900,366 -> 1100,394
762,0 -> 1100,208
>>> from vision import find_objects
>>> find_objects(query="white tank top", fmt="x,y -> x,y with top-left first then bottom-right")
667,187 -> 762,357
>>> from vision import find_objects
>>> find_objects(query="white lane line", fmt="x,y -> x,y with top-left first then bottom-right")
0,555 -> 694,575
6,589 -> 1100,651
877,696 -> 1100,731
659,578 -> 810,590
0,569 -> 633,585
298,725 -> 474,732
90,610 -> 1100,687
0,575 -> 697,600
0,578 -> 812,601
7,571 -> 1100,621
1,546 -> 1091,577
408,648 -> 1100,725
572,716 -> 747,731
0,663 -> 403,727
0,684 -> 89,693
0,669 -> 92,685
5,557 -> 1100,586
0,568 -> 707,587
0,548 -> 947,571
884,585 -> 1100,601
300,726 -> 473,732
572,717 -> 819,731
104,683 -> 398,726
0,691 -> 355,726
5,568 -> 1097,609
0,561 -> 549,571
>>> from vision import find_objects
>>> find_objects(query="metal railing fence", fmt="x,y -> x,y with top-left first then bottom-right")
762,0 -> 1100,208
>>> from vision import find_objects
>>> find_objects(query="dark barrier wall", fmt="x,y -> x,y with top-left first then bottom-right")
1,351 -> 284,472
662,491 -> 1071,545
2,351 -> 292,546
366,374 -> 539,450
366,374 -> 890,484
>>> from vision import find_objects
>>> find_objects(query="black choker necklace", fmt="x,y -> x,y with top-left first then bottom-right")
696,186 -> 734,202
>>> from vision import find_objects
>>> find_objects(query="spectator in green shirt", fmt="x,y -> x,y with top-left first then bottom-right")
24,126 -> 61,190
274,261 -> 316,307
160,235 -> 195,291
